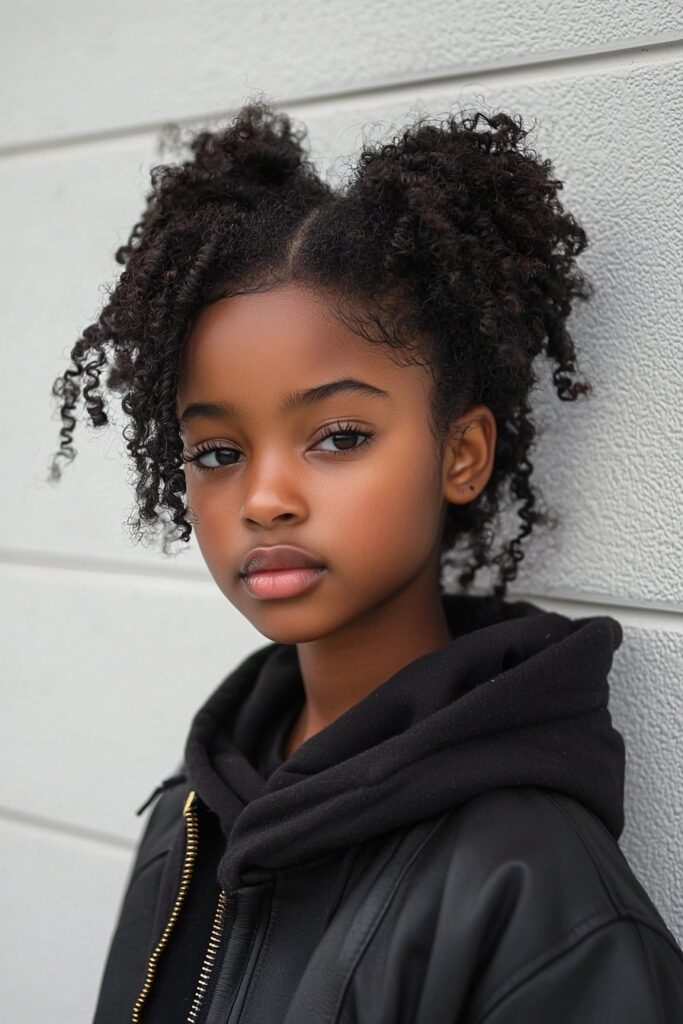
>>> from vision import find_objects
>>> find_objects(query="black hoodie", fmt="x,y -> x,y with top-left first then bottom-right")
184,592 -> 626,889
93,591 -> 683,1023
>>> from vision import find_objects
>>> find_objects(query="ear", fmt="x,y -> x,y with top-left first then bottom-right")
441,404 -> 497,505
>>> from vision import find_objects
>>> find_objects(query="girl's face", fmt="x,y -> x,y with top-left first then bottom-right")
176,282 -> 491,645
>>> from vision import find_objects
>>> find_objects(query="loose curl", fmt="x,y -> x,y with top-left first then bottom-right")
48,95 -> 594,600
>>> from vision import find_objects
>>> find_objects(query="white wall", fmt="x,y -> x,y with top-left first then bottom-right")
1,3 -> 682,1019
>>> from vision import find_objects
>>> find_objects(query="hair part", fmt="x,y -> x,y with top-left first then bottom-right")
49,95 -> 594,599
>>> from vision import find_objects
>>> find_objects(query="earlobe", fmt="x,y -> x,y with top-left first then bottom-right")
442,405 -> 496,505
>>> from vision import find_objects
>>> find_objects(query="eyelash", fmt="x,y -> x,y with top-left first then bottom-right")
183,420 -> 376,473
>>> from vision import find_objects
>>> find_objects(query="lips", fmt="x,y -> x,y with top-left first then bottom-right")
239,544 -> 325,576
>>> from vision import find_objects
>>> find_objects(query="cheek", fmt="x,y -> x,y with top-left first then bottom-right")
327,439 -> 442,558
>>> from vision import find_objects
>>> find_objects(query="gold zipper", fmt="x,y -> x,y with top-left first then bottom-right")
186,887 -> 230,1023
130,789 -> 200,1023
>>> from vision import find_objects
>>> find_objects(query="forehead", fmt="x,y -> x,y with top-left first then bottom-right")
177,283 -> 424,404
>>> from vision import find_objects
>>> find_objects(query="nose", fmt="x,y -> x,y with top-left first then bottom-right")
239,454 -> 306,526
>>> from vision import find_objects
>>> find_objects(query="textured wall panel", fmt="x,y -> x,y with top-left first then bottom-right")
2,1 -> 679,148
0,819 -> 132,1023
0,561 -> 263,840
608,624 -> 683,945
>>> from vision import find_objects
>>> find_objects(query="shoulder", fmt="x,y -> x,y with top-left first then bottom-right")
412,788 -> 683,1021
432,786 -> 667,930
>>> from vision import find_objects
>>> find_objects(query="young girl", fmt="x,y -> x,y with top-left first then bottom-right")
49,98 -> 683,1023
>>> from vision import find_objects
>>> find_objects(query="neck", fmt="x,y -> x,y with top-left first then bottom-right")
282,568 -> 453,759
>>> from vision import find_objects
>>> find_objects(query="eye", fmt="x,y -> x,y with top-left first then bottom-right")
314,420 -> 375,455
184,444 -> 241,471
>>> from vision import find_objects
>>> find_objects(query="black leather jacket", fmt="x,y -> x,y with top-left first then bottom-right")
92,594 -> 683,1021
94,780 -> 683,1022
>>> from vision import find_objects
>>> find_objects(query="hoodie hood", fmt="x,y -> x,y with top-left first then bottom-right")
183,592 -> 626,890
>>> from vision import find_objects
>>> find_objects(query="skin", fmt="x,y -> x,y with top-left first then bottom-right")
176,282 -> 496,759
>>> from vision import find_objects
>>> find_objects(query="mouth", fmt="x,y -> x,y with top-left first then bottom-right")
240,566 -> 326,600
239,543 -> 326,577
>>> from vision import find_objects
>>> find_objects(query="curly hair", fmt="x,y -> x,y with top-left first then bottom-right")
48,95 -> 594,600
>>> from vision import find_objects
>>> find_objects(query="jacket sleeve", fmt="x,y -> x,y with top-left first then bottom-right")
474,916 -> 683,1023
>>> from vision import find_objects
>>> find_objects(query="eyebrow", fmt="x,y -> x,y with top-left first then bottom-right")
179,377 -> 392,425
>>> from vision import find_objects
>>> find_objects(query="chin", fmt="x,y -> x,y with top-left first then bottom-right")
240,605 -> 340,646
